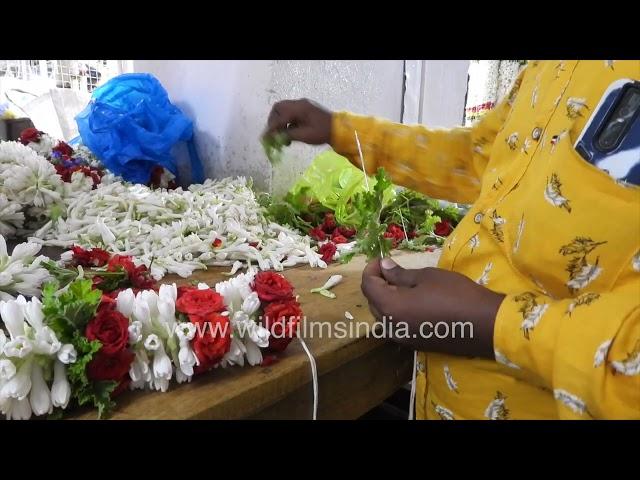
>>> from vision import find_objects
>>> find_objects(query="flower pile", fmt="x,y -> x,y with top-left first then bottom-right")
309,212 -> 358,264
0,253 -> 303,419
264,169 -> 463,262
33,177 -> 328,279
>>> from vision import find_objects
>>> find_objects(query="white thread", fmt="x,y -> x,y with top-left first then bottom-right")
397,208 -> 409,242
299,336 -> 318,420
408,350 -> 417,420
354,131 -> 370,191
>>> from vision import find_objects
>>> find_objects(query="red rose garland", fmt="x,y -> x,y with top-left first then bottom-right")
252,271 -> 302,353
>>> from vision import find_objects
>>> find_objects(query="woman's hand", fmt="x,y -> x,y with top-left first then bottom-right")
360,258 -> 505,358
263,98 -> 333,146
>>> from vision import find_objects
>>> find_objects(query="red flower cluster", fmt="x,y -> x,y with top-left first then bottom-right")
71,246 -> 110,267
107,255 -> 156,290
434,220 -> 454,237
19,128 -> 43,145
253,271 -> 301,353
318,242 -> 337,263
55,164 -> 103,189
383,223 -> 408,248
52,141 -> 74,157
85,308 -> 134,396
175,286 -> 230,373
308,213 -> 357,264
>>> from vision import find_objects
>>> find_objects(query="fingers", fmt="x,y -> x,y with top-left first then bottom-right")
361,259 -> 412,322
379,257 -> 423,287
264,98 -> 331,145
265,100 -> 300,137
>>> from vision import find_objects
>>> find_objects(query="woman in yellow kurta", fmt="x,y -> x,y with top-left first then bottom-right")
264,60 -> 640,419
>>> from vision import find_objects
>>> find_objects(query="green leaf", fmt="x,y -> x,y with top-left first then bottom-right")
261,132 -> 289,165
350,168 -> 394,261
43,278 -> 102,344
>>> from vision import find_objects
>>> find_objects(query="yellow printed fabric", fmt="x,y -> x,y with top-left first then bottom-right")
331,60 -> 640,419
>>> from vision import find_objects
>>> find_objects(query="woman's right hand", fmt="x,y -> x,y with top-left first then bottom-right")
263,98 -> 333,146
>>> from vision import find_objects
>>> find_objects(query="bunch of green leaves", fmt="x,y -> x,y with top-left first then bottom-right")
42,279 -> 117,418
259,186 -> 330,233
348,168 -> 394,261
43,259 -> 128,292
381,189 -> 463,234
261,132 -> 289,165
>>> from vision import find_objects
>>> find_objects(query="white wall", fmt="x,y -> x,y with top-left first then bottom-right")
403,60 -> 470,128
132,60 -> 405,195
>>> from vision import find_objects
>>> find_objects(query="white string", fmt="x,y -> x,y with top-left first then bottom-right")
299,336 -> 318,420
354,131 -> 370,191
397,208 -> 409,242
408,350 -> 417,420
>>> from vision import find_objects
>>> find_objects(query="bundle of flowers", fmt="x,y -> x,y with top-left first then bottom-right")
0,136 -> 121,237
0,236 -> 51,301
0,247 -> 303,420
32,176 -> 328,280
19,128 -> 107,190
20,128 -> 178,190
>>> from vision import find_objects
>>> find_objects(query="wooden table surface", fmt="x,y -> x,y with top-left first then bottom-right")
68,250 -> 441,420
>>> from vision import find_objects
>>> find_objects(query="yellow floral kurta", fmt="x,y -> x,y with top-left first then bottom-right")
331,60 -> 640,419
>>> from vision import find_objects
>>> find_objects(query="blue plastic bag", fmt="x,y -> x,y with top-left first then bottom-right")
76,73 -> 204,185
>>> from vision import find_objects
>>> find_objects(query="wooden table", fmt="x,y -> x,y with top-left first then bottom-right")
69,250 -> 441,420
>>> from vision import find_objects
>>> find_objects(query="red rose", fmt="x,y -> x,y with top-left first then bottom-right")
19,128 -> 42,145
72,245 -> 111,267
308,226 -> 326,242
177,285 -> 198,298
253,271 -> 294,302
408,230 -> 417,239
190,313 -> 232,372
52,141 -> 74,157
212,238 -> 222,248
318,242 -> 337,263
129,264 -> 156,289
107,254 -> 155,289
176,288 -> 226,316
86,308 -> 130,355
321,213 -> 337,233
249,241 -> 260,249
383,231 -> 400,248
384,223 -> 407,248
107,255 -> 136,276
331,229 -> 349,244
337,226 -> 356,239
87,349 -> 134,397
434,220 -> 454,237
97,292 -> 117,312
263,300 -> 302,352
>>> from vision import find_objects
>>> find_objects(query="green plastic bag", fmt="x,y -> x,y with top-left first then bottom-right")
288,150 -> 395,226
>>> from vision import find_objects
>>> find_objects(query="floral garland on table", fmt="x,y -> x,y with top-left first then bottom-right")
0,244 -> 304,420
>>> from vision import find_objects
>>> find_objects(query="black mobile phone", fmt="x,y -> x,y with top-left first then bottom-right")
574,79 -> 640,186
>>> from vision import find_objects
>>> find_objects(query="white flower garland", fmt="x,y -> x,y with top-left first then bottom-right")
0,295 -> 76,420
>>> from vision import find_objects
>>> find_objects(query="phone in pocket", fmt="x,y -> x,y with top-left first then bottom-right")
574,79 -> 640,186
